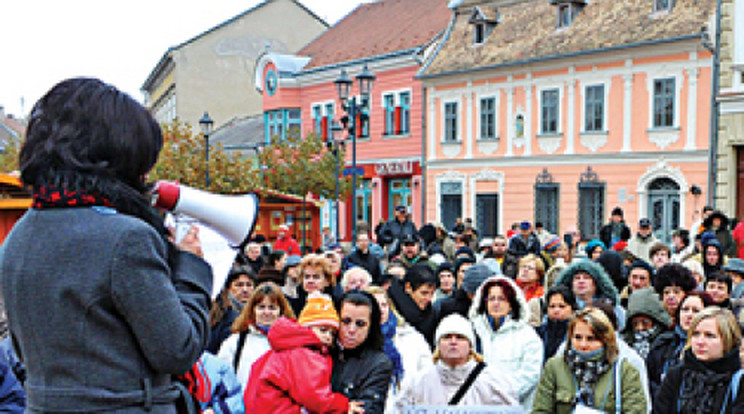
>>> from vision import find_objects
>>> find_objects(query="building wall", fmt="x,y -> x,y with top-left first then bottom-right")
150,0 -> 327,129
425,41 -> 712,237
716,0 -> 744,216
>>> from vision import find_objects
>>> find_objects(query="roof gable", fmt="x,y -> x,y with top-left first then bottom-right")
299,0 -> 452,70
422,0 -> 716,77
469,5 -> 499,23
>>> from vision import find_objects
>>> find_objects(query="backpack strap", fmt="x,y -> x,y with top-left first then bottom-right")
722,369 -> 744,414
448,362 -> 486,405
233,331 -> 249,372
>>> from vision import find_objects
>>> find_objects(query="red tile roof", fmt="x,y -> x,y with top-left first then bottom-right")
299,0 -> 452,70
422,0 -> 716,77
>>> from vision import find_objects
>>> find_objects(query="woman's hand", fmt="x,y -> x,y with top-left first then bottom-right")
348,401 -> 365,414
177,225 -> 204,258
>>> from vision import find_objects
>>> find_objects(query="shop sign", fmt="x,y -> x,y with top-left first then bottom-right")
375,160 -> 413,176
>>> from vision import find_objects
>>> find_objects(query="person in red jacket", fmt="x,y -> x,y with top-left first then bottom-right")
244,293 -> 364,414
273,224 -> 302,256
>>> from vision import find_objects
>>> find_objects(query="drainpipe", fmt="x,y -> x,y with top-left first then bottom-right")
421,85 -> 427,223
703,0 -> 722,207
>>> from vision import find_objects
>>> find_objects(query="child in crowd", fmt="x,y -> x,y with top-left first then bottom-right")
244,293 -> 363,414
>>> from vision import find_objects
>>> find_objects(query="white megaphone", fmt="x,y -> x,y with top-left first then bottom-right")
152,181 -> 259,247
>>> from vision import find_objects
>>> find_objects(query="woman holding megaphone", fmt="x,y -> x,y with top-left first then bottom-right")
1,78 -> 214,413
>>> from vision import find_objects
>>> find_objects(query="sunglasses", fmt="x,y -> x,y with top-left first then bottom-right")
340,318 -> 369,328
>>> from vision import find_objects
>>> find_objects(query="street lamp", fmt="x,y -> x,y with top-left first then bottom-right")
330,121 -> 346,242
199,111 -> 214,188
334,64 -> 375,242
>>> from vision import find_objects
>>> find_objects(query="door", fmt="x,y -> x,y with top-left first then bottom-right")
535,184 -> 560,234
737,147 -> 744,220
355,179 -> 372,225
476,193 -> 499,238
647,177 -> 680,245
440,181 -> 463,231
388,178 -> 412,220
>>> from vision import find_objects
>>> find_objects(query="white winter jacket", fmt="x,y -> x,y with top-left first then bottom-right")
469,276 -> 544,412
216,326 -> 271,385
386,322 -> 434,413
394,359 -> 518,412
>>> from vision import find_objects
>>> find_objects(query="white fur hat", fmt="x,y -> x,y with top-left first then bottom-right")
435,314 -> 475,346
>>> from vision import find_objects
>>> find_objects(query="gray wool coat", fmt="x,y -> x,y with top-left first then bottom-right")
1,207 -> 213,413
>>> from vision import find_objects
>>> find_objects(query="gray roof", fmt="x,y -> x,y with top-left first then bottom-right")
210,114 -> 265,156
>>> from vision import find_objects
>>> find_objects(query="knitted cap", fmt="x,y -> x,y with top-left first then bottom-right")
462,263 -> 492,295
298,293 -> 339,329
519,220 -> 532,231
543,236 -> 563,253
435,314 -> 475,346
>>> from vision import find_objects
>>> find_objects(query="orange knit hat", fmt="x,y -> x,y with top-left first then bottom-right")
298,293 -> 339,329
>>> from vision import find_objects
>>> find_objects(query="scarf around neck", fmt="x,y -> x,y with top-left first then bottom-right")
32,184 -> 112,209
632,325 -> 659,359
380,310 -> 404,387
566,347 -> 611,408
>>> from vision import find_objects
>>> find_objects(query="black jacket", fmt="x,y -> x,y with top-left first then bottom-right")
507,233 -> 541,257
599,221 -> 631,250
435,288 -> 472,321
647,327 -> 686,399
379,218 -> 417,247
653,348 -> 744,414
535,318 -> 569,363
346,249 -> 382,285
331,347 -> 393,414
387,278 -> 439,348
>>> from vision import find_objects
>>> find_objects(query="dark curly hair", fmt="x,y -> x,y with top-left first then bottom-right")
20,78 -> 172,261
653,263 -> 697,295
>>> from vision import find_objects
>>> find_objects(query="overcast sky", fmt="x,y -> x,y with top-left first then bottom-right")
0,0 -> 364,118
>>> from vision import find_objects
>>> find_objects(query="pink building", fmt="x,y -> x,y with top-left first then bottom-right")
255,0 -> 451,241
419,0 -> 716,244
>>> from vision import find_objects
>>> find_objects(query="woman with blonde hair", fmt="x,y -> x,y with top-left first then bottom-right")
532,308 -> 646,413
653,307 -> 744,413
289,254 -> 336,316
367,286 -> 432,412
217,282 -> 294,385
516,254 -> 546,302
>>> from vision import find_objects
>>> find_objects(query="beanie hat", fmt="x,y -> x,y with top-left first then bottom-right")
435,314 -> 475,347
700,231 -> 718,247
584,239 -> 607,256
455,246 -> 475,259
482,258 -> 503,276
462,263 -> 492,295
543,236 -> 563,253
519,220 -> 532,231
612,240 -> 628,252
611,207 -> 624,218
437,262 -> 454,275
298,293 -> 339,329
285,255 -> 302,269
629,260 -> 655,278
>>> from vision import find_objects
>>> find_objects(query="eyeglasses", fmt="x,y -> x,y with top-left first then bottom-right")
341,318 -> 369,328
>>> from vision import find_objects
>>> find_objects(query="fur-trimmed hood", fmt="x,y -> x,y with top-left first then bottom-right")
468,275 -> 530,325
553,259 -> 619,305
623,287 -> 672,331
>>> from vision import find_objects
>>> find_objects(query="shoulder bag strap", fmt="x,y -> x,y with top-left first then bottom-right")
233,331 -> 249,372
722,369 -> 744,414
448,362 -> 486,405
614,357 -> 624,414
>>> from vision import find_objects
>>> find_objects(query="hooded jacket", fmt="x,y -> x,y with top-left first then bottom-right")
217,325 -> 270,386
393,359 -> 518,412
554,260 -> 626,330
703,238 -> 726,278
469,276 -> 543,411
621,287 -> 672,343
244,317 -> 348,414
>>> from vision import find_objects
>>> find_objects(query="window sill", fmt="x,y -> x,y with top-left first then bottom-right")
441,140 -> 462,158
648,9 -> 672,19
646,127 -> 680,150
580,130 -> 609,136
354,136 -> 371,143
441,140 -> 463,145
580,131 -> 609,152
476,136 -> 500,142
383,133 -> 411,140
537,132 -> 563,138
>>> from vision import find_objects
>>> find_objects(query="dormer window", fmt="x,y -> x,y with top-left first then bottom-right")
552,0 -> 586,28
653,0 -> 675,12
469,6 -> 499,45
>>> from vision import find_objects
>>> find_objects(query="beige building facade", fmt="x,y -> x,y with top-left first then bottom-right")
141,0 -> 327,129
715,0 -> 744,218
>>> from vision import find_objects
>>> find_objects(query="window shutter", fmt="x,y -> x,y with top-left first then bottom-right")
395,106 -> 402,135
321,117 -> 328,139
356,113 -> 362,138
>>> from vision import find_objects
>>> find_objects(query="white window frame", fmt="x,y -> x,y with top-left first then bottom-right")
380,88 -> 413,136
580,81 -> 609,133
646,73 -> 682,130
538,84 -> 563,135
476,93 -> 500,140
442,99 -> 460,143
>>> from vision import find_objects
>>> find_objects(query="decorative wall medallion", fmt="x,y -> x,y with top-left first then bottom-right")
580,132 -> 608,152
537,135 -> 561,154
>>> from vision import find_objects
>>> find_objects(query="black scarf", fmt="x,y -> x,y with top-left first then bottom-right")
678,348 -> 741,414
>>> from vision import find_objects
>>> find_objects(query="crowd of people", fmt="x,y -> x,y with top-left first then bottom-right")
2,78 -> 744,414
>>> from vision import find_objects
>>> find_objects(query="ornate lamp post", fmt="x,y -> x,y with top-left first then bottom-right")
199,111 -> 214,188
334,64 -> 375,242
329,121 -> 346,241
